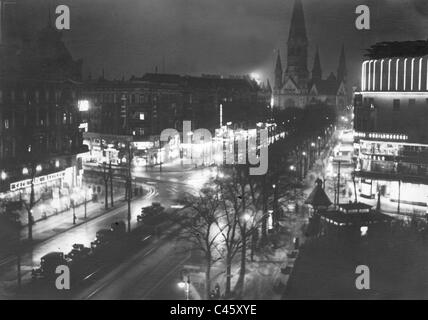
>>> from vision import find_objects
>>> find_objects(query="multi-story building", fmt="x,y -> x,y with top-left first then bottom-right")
80,73 -> 270,166
0,6 -> 86,201
354,41 -> 428,208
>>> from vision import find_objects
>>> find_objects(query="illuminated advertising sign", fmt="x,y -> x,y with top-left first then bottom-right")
10,171 -> 66,192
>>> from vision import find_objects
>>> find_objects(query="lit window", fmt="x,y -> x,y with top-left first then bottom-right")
78,100 -> 90,112
139,113 -> 145,120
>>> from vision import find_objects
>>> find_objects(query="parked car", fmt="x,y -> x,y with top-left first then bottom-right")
32,252 -> 67,280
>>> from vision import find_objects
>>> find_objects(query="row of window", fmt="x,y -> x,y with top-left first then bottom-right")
0,89 -> 77,104
88,91 -> 240,106
0,136 -> 76,159
1,112 -> 75,130
362,97 -> 428,111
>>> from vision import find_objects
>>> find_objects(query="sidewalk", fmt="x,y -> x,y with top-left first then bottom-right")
239,136 -> 336,299
0,189 -> 146,260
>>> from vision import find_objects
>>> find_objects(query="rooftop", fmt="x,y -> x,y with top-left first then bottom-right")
365,40 -> 428,59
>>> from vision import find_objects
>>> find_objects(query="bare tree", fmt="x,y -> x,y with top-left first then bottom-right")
19,164 -> 46,241
171,187 -> 225,299
214,167 -> 262,298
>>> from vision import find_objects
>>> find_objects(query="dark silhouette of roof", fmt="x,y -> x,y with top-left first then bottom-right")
310,73 -> 340,95
365,41 -> 428,59
137,73 -> 260,91
312,46 -> 322,81
305,178 -> 332,208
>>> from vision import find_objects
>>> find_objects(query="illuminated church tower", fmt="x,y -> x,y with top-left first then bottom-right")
272,0 -> 348,110
284,0 -> 309,89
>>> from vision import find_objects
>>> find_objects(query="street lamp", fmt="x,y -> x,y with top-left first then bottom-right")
178,270 -> 191,300
243,213 -> 251,222
22,167 -> 29,175
36,164 -> 42,172
1,171 -> 6,180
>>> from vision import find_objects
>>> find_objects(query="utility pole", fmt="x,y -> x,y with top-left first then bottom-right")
159,140 -> 162,172
109,161 -> 114,207
397,179 -> 401,214
127,142 -> 133,232
16,218 -> 21,289
102,162 -> 109,210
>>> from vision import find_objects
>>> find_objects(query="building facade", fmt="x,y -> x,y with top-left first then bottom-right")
80,73 -> 270,166
0,5 -> 86,202
272,0 -> 348,111
354,42 -> 428,208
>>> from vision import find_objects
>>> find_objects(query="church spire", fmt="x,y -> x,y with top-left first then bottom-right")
285,0 -> 309,87
337,44 -> 347,83
274,50 -> 283,90
266,79 -> 272,93
288,0 -> 308,42
312,46 -> 322,82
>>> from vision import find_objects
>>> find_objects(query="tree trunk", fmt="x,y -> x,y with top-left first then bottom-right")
104,179 -> 108,210
261,176 -> 267,243
28,180 -> 35,241
205,256 -> 211,299
225,255 -> 232,297
238,231 -> 247,296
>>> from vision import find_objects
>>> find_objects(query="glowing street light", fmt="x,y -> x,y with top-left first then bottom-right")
36,165 -> 42,172
289,165 -> 296,171
178,270 -> 191,300
22,167 -> 29,175
1,171 -> 6,180
243,213 -> 251,222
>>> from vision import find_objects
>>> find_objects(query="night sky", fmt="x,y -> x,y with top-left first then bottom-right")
20,0 -> 428,87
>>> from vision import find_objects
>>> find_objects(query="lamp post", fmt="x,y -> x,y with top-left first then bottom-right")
158,139 -> 162,173
301,152 -> 307,180
272,184 -> 278,228
310,142 -> 316,167
126,142 -> 133,233
102,162 -> 108,210
178,271 -> 191,300
11,214 -> 22,289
